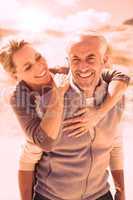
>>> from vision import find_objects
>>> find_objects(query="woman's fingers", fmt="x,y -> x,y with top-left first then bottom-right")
68,127 -> 86,137
75,130 -> 88,138
73,108 -> 87,116
59,81 -> 70,96
63,116 -> 83,125
63,122 -> 82,132
60,80 -> 69,90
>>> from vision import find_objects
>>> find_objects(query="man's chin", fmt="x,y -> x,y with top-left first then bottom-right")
79,79 -> 94,87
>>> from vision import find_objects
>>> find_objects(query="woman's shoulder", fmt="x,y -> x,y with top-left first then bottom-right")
10,81 -> 34,108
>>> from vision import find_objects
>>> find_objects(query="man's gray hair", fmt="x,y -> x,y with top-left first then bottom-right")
67,30 -> 108,55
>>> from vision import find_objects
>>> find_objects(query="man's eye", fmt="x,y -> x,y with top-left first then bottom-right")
87,58 -> 95,63
71,59 -> 80,64
25,65 -> 32,71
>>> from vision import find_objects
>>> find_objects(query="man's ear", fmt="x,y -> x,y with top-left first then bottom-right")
103,54 -> 111,69
103,54 -> 109,64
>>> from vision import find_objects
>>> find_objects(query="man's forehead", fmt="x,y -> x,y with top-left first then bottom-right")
69,40 -> 100,56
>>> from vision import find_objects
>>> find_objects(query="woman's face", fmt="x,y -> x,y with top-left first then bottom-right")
13,44 -> 52,89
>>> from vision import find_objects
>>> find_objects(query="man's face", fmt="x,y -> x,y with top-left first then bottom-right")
13,44 -> 52,88
69,38 -> 106,93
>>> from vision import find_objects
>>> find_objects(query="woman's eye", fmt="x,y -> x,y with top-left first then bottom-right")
36,54 -> 42,61
25,65 -> 32,71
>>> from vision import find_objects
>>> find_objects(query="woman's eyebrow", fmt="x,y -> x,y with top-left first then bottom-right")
35,52 -> 41,58
23,53 -> 41,67
23,61 -> 32,67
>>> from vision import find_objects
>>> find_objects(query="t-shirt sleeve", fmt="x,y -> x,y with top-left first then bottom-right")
19,141 -> 43,171
10,85 -> 55,152
102,69 -> 130,85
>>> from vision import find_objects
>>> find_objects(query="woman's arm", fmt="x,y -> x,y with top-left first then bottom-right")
18,141 -> 42,200
10,81 -> 69,152
18,170 -> 35,200
63,70 -> 130,136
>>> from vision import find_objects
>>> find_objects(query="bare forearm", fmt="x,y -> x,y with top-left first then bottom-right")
111,169 -> 125,200
18,170 -> 35,200
96,81 -> 127,118
40,90 -> 64,140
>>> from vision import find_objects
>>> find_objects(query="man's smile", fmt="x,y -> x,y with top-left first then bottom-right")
76,71 -> 95,79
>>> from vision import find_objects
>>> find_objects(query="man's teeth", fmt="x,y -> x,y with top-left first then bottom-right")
78,72 -> 93,78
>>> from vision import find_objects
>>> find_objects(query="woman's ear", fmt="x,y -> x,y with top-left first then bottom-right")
11,72 -> 18,80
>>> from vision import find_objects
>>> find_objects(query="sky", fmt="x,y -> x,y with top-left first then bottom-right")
0,0 -> 133,69
0,0 -> 132,32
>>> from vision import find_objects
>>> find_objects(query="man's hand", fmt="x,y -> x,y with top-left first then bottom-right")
63,107 -> 102,137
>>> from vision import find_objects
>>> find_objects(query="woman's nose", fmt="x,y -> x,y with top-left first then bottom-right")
35,62 -> 45,70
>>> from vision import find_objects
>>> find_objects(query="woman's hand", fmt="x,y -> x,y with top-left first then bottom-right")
63,107 -> 101,137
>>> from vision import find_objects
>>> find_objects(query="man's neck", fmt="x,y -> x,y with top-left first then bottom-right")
83,89 -> 94,98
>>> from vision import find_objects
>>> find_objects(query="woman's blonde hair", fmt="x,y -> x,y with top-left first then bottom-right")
0,40 -> 28,78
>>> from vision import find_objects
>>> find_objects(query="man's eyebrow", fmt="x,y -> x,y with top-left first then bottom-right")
71,55 -> 80,59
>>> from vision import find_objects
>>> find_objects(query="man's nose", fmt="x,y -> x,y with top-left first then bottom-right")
79,61 -> 89,71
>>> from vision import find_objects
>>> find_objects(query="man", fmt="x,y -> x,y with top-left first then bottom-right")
30,33 -> 127,200
0,35 -> 129,200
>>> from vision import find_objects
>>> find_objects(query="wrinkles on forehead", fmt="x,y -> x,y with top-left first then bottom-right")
68,35 -> 107,56
69,40 -> 102,61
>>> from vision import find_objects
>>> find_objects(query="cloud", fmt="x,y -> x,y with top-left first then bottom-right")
55,0 -> 79,6
20,8 -> 110,33
0,0 -> 111,32
0,3 -> 111,66
0,0 -> 21,28
62,9 -> 111,32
